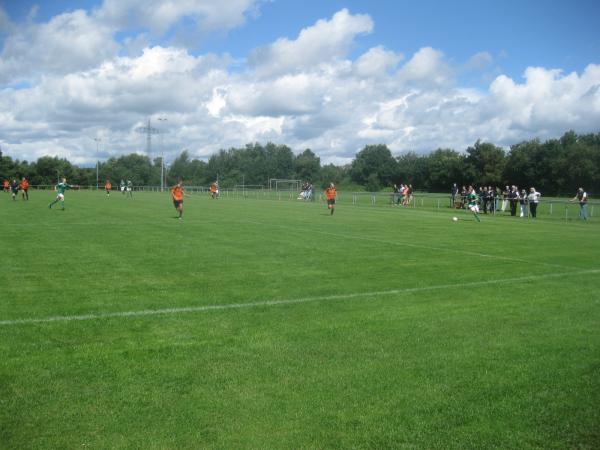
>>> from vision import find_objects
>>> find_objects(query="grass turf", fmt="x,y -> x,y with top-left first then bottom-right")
1,189 -> 599,449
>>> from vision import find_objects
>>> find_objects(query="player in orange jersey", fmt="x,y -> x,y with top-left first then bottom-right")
171,180 -> 187,219
325,182 -> 337,215
209,181 -> 219,199
3,179 -> 9,193
20,177 -> 29,200
104,179 -> 112,197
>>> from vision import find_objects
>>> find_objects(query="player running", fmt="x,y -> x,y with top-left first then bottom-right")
10,178 -> 19,201
48,177 -> 72,210
325,182 -> 337,215
104,179 -> 112,197
467,185 -> 481,222
20,177 -> 29,200
171,180 -> 187,219
209,181 -> 219,199
126,180 -> 133,198
3,179 -> 9,193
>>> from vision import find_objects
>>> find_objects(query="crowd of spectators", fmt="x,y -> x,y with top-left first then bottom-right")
297,182 -> 314,201
392,184 -> 413,206
452,184 -> 543,218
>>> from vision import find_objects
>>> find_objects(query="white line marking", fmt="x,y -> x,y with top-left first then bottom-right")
2,269 -> 598,326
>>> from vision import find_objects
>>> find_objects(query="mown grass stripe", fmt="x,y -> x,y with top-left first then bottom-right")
2,268 -> 598,326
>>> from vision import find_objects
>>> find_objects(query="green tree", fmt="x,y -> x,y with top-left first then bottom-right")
465,140 -> 505,185
350,144 -> 398,191
294,149 -> 321,182
396,151 -> 428,189
425,149 -> 466,191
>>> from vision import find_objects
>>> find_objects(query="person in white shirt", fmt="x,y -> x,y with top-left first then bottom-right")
528,187 -> 541,218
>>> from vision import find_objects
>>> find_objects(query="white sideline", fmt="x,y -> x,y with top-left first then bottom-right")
2,269 -> 599,327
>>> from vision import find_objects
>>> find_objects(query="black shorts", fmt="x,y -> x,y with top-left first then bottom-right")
327,199 -> 336,206
173,199 -> 183,208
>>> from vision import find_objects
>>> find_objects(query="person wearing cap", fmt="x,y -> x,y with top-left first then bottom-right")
570,187 -> 588,220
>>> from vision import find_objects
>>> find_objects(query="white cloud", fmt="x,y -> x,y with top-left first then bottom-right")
0,7 -> 599,167
248,8 -> 373,76
0,9 -> 118,83
398,47 -> 450,85
490,64 -> 600,132
354,46 -> 403,78
96,0 -> 261,34
464,51 -> 493,71
0,6 -> 12,33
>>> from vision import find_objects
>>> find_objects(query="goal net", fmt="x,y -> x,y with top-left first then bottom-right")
269,179 -> 301,192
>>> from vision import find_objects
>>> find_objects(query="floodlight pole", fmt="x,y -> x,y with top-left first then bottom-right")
94,137 -> 101,190
158,117 -> 167,191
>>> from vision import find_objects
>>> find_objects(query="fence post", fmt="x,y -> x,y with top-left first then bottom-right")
549,202 -> 553,215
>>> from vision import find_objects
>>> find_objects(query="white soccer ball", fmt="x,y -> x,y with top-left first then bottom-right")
452,216 -> 458,222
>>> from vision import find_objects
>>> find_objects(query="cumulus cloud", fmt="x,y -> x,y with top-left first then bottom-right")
248,8 -> 373,76
490,64 -> 600,133
0,6 -> 599,167
354,46 -> 403,78
397,47 -> 450,86
96,0 -> 261,34
0,9 -> 117,83
464,51 -> 493,71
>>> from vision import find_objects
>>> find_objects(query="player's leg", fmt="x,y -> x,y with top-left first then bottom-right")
49,194 -> 60,208
470,205 -> 480,222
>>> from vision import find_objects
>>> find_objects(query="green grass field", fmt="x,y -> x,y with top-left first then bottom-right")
1,189 -> 599,449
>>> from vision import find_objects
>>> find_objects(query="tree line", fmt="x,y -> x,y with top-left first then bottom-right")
1,130 -> 598,195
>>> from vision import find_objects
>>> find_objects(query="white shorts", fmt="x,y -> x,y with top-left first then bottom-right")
121,186 -> 125,192
56,193 -> 65,201
127,187 -> 132,192
469,204 -> 479,213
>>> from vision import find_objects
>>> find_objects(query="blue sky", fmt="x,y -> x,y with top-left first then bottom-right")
0,0 -> 599,165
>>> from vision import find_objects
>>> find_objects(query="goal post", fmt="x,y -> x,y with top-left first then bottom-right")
268,179 -> 302,192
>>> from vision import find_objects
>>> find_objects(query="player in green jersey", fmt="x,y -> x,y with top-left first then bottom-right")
467,185 -> 481,222
48,178 -> 72,210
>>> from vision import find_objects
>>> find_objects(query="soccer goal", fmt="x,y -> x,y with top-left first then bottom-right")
269,179 -> 302,192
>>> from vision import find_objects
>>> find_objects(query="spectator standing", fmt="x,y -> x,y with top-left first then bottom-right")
519,189 -> 527,218
392,184 -> 400,206
501,186 -> 509,212
570,187 -> 588,220
528,187 -> 541,218
509,186 -> 519,216
460,186 -> 467,209
451,183 -> 459,207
